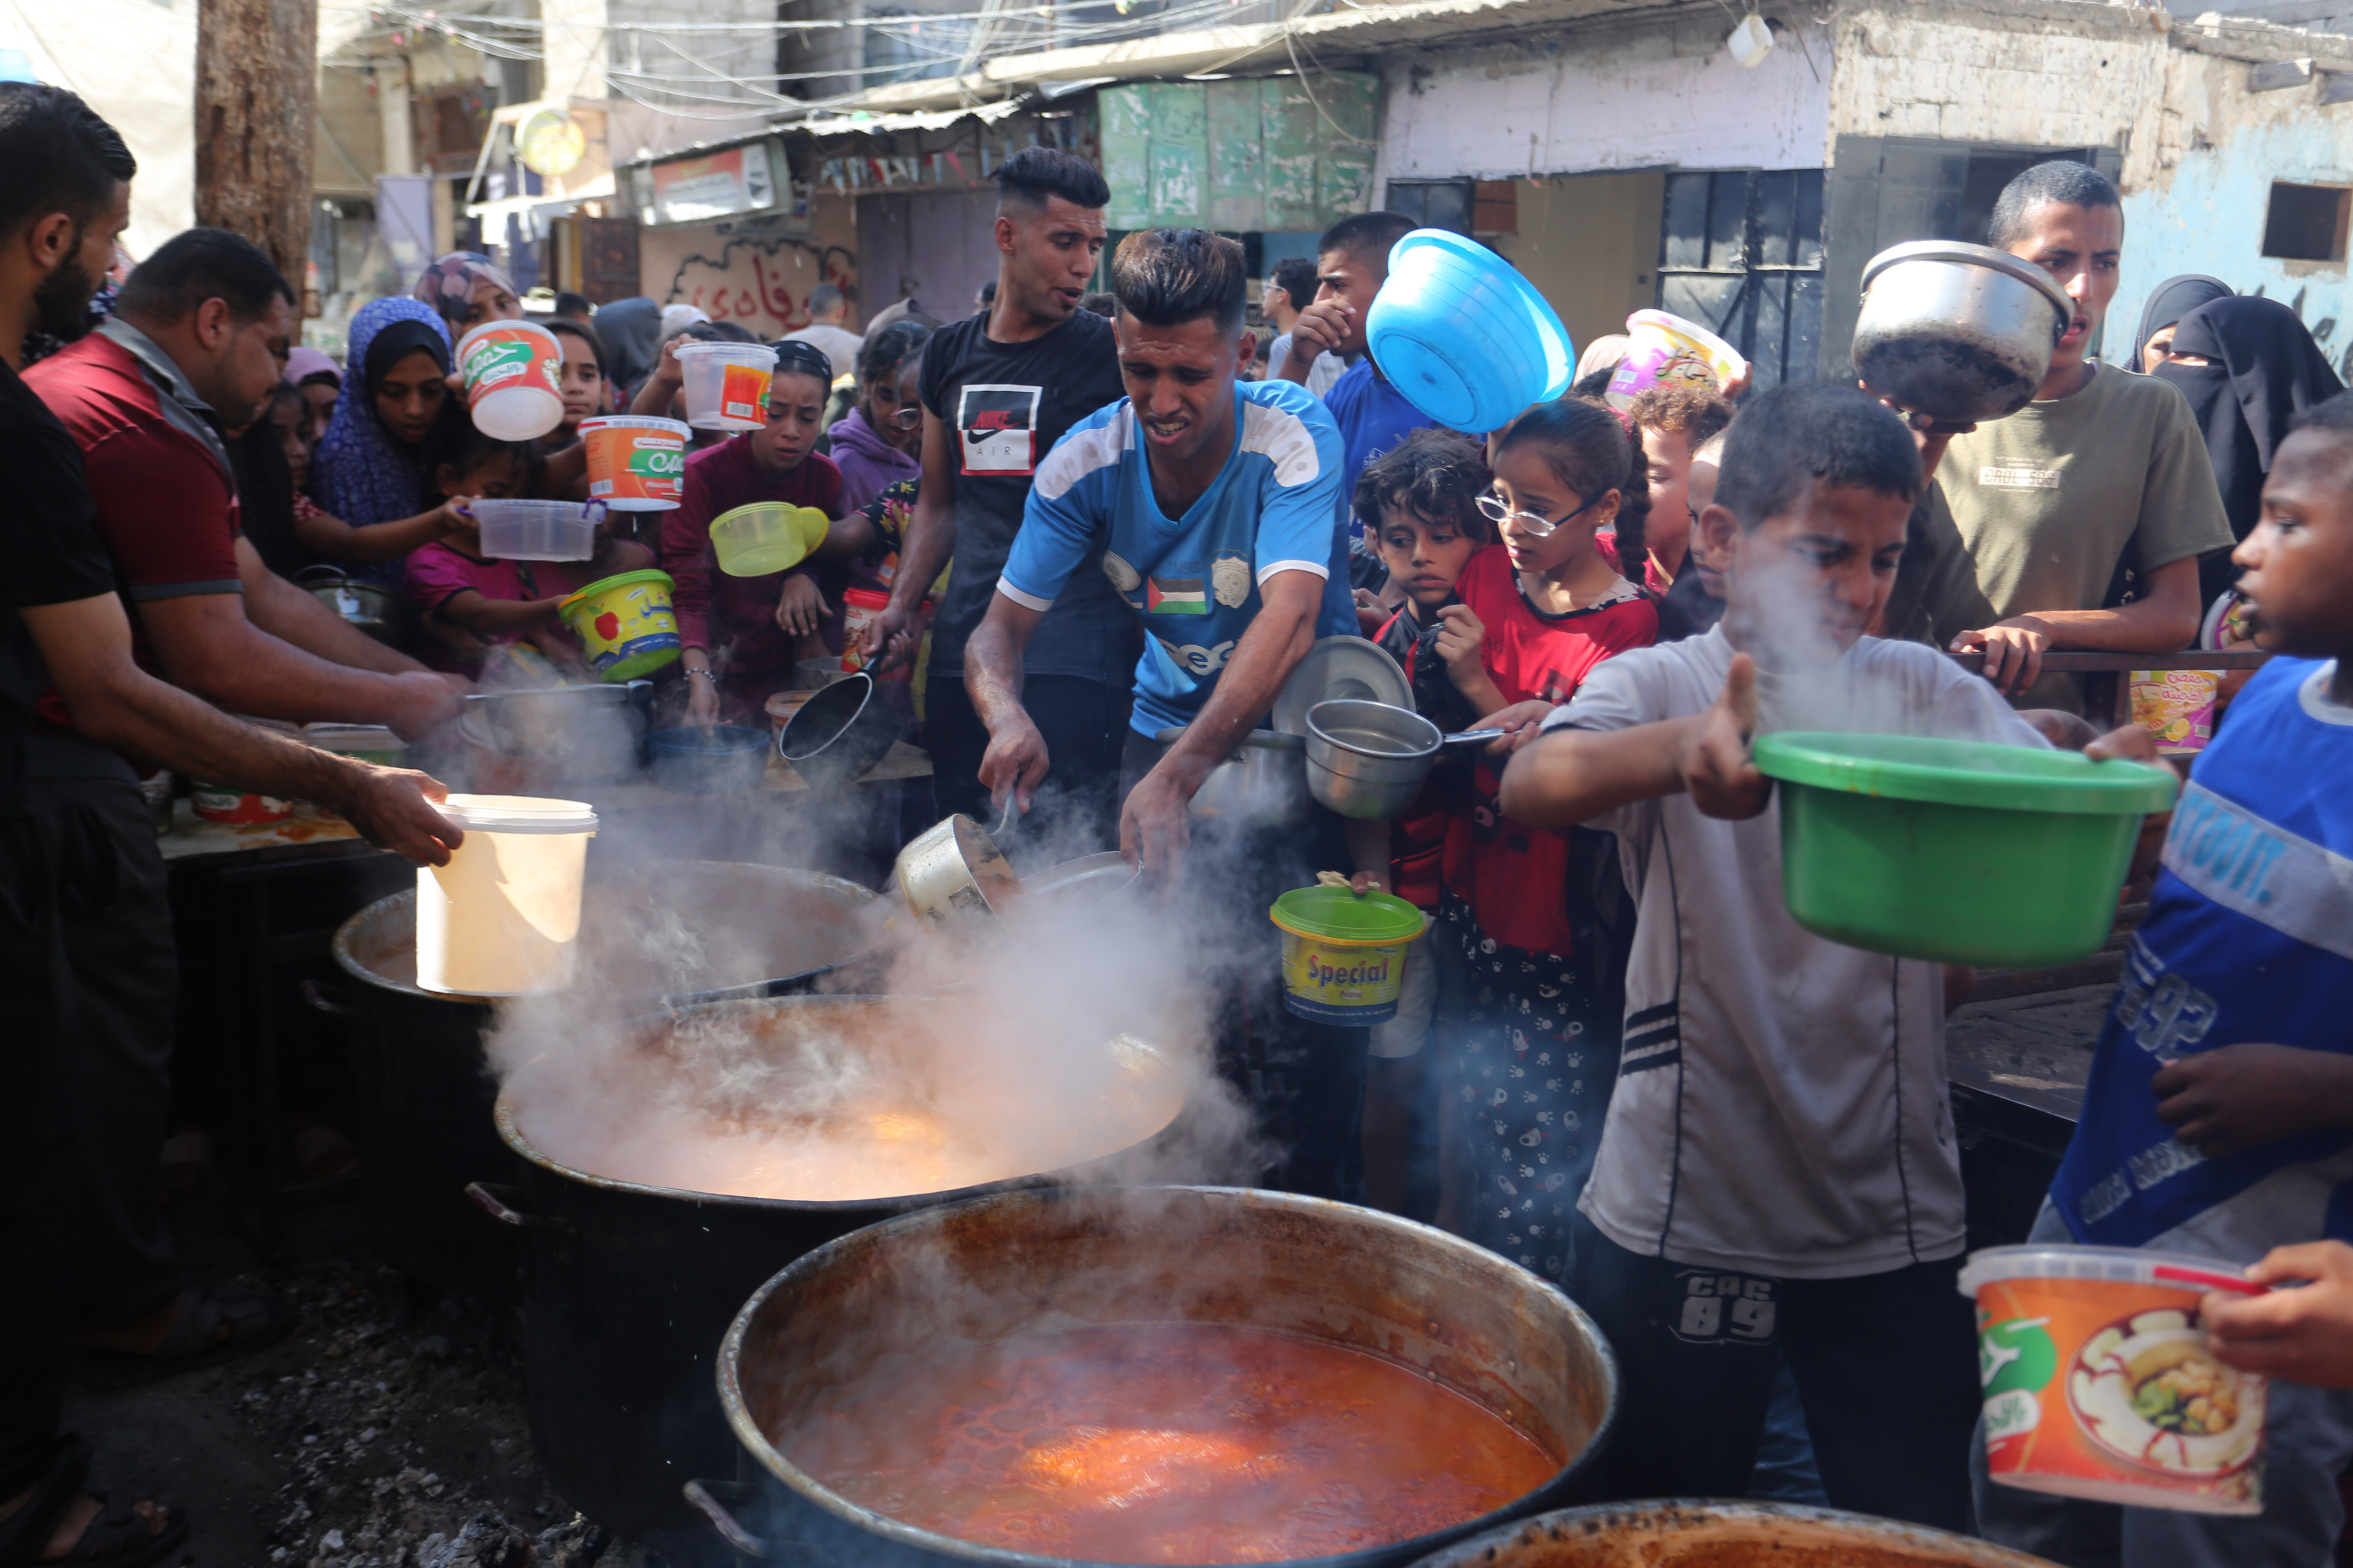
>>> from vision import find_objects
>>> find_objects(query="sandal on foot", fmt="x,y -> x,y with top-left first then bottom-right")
0,1436 -> 92,1568
75,1285 -> 298,1389
39,1496 -> 187,1568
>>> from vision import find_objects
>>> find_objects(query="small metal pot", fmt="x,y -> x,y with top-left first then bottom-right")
1407,1500 -> 2060,1568
1306,699 -> 1443,820
778,672 -> 903,792
650,724 -> 769,795
893,813 -> 1019,928
1156,724 -> 1313,828
1852,240 -> 2074,423
297,566 -> 399,644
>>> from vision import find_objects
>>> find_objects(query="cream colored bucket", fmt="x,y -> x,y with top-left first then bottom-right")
415,794 -> 598,996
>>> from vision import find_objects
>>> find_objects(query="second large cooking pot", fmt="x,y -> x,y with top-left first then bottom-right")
705,1185 -> 1618,1567
315,864 -> 881,1303
474,996 -> 1192,1549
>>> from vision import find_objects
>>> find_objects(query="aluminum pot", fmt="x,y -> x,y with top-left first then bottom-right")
475,997 -> 1191,1551
1156,724 -> 1314,828
298,565 -> 399,643
1307,699 -> 1443,820
778,672 -> 902,792
1852,241 -> 2074,423
893,813 -> 1019,928
1407,1500 -> 2062,1568
313,866 -> 881,1305
701,1185 -> 1619,1567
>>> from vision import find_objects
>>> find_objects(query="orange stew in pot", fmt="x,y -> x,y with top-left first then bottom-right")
784,1323 -> 1557,1564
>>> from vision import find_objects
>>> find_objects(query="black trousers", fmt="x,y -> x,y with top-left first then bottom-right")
0,774 -> 176,1494
1568,1216 -> 1980,1534
924,670 -> 1131,863
1115,728 -> 1368,1202
0,799 -> 75,1497
48,778 -> 180,1326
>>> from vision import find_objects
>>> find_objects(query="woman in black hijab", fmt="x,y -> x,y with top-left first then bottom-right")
594,297 -> 662,408
2132,274 -> 2232,373
2155,295 -> 2344,602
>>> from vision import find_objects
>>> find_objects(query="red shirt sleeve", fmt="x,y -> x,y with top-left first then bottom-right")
78,426 -> 241,600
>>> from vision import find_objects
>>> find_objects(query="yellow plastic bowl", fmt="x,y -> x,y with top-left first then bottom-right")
711,503 -> 829,578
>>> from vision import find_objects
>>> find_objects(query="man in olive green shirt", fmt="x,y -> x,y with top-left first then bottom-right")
1906,162 -> 2232,712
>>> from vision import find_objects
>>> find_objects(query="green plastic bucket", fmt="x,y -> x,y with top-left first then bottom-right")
1752,732 -> 2179,969
1269,885 -> 1428,1025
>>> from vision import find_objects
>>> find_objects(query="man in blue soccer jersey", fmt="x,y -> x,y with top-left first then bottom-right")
964,226 -> 1366,1197
1980,393 -> 2353,1568
965,226 -> 1354,876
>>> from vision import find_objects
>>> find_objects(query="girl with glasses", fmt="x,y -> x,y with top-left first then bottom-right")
1430,395 -> 1658,1286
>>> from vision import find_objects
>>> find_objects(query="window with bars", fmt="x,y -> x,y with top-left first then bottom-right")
1655,169 -> 1825,392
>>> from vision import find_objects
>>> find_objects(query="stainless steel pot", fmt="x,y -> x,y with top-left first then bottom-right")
704,1185 -> 1618,1567
297,566 -> 399,644
1307,699 -> 1443,820
892,811 -> 1020,928
314,866 -> 882,1303
778,672 -> 903,792
1852,240 -> 2074,423
475,997 -> 1190,1549
1156,724 -> 1313,828
1407,1500 -> 2062,1568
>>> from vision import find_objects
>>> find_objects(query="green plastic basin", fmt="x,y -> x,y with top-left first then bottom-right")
1752,732 -> 2179,969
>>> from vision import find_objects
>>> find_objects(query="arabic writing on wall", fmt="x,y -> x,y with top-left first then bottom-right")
664,235 -> 858,338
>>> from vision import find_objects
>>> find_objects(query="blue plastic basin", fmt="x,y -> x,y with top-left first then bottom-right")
1366,229 -> 1575,433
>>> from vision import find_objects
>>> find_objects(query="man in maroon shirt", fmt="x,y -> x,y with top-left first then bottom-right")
0,87 -> 457,1567
24,231 -> 466,1417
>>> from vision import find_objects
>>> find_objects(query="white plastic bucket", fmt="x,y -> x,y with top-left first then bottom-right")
455,320 -> 566,441
415,793 -> 598,996
676,341 -> 778,432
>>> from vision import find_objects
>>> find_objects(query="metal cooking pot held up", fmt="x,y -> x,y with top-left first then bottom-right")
698,1185 -> 1619,1568
1155,724 -> 1314,828
1852,240 -> 2074,423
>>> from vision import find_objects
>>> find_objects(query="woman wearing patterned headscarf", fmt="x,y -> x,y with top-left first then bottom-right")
306,296 -> 483,583
414,252 -> 524,334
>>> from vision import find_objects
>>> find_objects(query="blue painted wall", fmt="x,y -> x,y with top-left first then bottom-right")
2115,121 -> 2353,378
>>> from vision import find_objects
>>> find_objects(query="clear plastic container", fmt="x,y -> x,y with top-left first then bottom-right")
415,794 -> 598,996
468,498 -> 601,562
675,341 -> 777,432
709,501 -> 826,577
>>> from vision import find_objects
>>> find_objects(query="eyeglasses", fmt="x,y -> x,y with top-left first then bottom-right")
1475,489 -> 1603,539
887,406 -> 923,431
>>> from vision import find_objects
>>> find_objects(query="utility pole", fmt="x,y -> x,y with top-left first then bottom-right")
194,0 -> 321,301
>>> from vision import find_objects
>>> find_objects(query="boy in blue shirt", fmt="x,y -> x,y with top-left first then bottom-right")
967,227 -> 1352,876
1982,393 -> 2353,1567
965,227 -> 1367,1197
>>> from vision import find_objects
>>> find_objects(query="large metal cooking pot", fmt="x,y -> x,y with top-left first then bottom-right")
1156,724 -> 1314,828
313,865 -> 880,1305
473,997 -> 1191,1551
702,1185 -> 1618,1567
1852,240 -> 2074,423
1407,1500 -> 2061,1568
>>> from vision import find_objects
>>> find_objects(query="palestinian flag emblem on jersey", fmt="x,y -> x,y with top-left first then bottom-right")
1146,576 -> 1207,614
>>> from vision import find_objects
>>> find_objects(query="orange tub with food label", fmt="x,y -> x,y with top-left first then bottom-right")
579,415 -> 688,511
1960,1245 -> 2268,1514
839,588 -> 913,682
